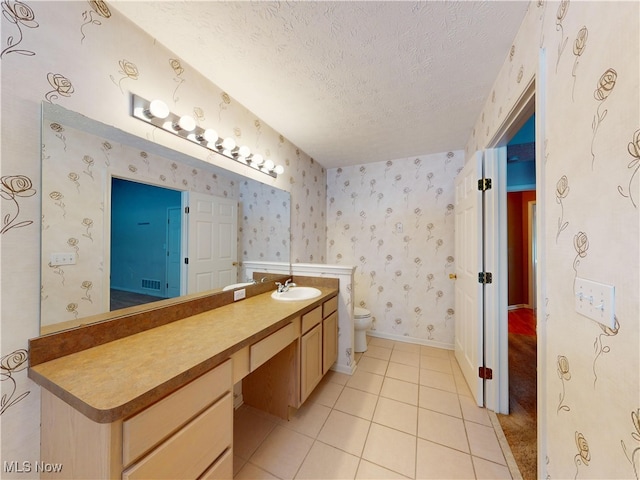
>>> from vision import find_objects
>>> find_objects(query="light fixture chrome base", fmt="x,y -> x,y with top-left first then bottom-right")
131,94 -> 281,178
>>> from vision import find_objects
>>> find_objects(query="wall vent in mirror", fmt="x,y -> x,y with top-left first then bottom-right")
131,94 -> 284,178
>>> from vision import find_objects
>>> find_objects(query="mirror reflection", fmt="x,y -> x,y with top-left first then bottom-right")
41,104 -> 291,334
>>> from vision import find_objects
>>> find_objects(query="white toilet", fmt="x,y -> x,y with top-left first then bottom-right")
353,307 -> 373,353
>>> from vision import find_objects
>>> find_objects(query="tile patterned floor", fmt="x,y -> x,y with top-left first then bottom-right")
233,337 -> 517,480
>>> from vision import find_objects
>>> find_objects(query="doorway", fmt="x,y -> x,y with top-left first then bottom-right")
500,112 -> 538,479
110,178 -> 182,310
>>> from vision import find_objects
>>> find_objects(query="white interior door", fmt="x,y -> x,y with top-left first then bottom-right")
186,192 -> 238,294
454,151 -> 484,407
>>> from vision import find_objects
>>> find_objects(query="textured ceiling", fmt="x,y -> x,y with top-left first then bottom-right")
112,1 -> 529,169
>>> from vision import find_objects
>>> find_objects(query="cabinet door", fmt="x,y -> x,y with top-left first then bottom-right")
300,324 -> 322,403
322,312 -> 338,374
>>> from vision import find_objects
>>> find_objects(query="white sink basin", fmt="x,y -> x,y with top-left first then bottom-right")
271,286 -> 322,301
222,282 -> 254,291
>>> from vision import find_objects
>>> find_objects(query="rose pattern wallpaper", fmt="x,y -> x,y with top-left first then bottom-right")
0,1 -> 637,478
467,1 -> 639,479
326,151 -> 463,348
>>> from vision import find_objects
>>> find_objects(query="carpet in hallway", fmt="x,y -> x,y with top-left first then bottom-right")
498,309 -> 537,480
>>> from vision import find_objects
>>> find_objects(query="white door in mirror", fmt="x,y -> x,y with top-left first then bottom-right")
271,287 -> 322,301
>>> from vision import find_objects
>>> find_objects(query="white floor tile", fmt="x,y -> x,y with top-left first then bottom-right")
465,421 -> 507,465
357,355 -> 389,376
356,460 -> 411,479
280,401 -> 332,438
417,408 -> 469,453
317,410 -> 371,457
415,438 -> 475,479
250,425 -> 314,479
234,340 -> 517,480
473,456 -> 513,479
295,441 -> 360,479
380,377 -> 419,406
235,461 -> 280,480
346,369 -> 384,395
386,362 -> 419,384
373,397 -> 418,435
362,423 -> 416,478
334,386 -> 379,420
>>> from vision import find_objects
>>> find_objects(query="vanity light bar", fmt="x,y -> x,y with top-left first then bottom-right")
131,94 -> 283,178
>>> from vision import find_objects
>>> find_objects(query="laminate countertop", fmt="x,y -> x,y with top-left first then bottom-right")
29,287 -> 338,423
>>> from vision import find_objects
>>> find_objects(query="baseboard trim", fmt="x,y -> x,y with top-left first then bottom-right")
508,304 -> 531,310
331,361 -> 357,376
366,330 -> 453,351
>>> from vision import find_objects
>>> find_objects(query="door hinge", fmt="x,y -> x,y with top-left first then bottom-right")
478,272 -> 493,284
477,178 -> 492,191
479,367 -> 493,380
184,258 -> 189,264
184,206 -> 190,214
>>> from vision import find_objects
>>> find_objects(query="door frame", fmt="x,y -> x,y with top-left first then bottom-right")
485,76 -> 536,416
166,206 -> 182,298
528,200 -> 537,309
106,174 -> 187,309
483,53 -> 548,473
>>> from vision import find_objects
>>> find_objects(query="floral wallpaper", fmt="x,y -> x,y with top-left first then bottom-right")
0,0 -> 324,467
326,151 -> 463,348
467,1 -> 639,479
238,180 -> 290,268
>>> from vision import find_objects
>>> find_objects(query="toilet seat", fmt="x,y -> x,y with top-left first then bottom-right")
354,307 -> 371,319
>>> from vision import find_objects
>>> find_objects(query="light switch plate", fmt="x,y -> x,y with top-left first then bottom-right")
574,277 -> 615,329
233,288 -> 246,301
50,252 -> 76,266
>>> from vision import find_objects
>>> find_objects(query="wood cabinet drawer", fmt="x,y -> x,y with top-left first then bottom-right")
122,392 -> 232,480
123,360 -> 231,466
322,296 -> 338,318
250,320 -> 300,371
301,306 -> 322,334
199,448 -> 233,480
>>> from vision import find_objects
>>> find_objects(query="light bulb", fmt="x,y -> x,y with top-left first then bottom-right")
202,129 -> 218,143
147,100 -> 169,119
222,137 -> 236,150
263,159 -> 275,171
177,115 -> 196,132
274,165 -> 284,175
251,154 -> 264,166
238,145 -> 251,158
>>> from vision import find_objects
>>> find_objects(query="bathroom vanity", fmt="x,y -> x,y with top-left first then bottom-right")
29,278 -> 339,479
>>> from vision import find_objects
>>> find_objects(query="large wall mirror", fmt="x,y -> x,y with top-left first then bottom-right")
41,103 -> 291,334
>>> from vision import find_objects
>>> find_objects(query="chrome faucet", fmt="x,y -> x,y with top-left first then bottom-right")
276,279 -> 296,293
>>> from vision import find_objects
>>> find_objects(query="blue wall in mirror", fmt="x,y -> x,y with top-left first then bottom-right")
111,178 -> 182,301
